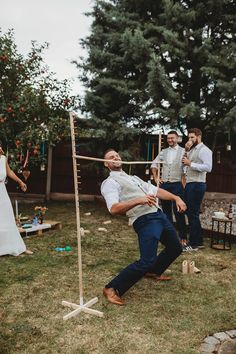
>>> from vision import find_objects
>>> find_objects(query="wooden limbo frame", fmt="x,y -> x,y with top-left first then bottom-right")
62,112 -> 163,321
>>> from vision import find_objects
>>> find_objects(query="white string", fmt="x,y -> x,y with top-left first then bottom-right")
75,154 -> 163,165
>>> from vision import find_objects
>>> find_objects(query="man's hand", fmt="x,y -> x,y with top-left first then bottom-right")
110,195 -> 157,215
139,195 -> 157,207
185,140 -> 193,151
182,156 -> 191,166
154,176 -> 163,185
175,197 -> 186,213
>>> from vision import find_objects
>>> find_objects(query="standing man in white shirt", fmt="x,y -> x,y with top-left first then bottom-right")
101,149 -> 186,305
151,131 -> 187,245
182,128 -> 212,251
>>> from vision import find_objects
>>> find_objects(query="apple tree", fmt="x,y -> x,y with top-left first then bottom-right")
0,29 -> 76,172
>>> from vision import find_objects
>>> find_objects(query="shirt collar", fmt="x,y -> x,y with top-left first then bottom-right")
194,142 -> 203,150
110,170 -> 128,177
168,144 -> 179,150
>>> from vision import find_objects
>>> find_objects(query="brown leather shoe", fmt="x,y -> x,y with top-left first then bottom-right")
156,275 -> 171,281
145,273 -> 171,281
145,272 -> 158,279
103,287 -> 124,305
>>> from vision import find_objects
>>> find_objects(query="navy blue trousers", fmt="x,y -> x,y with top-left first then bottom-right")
106,211 -> 182,296
184,182 -> 206,247
161,182 -> 187,240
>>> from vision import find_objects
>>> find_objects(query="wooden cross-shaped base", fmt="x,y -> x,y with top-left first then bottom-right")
62,297 -> 103,320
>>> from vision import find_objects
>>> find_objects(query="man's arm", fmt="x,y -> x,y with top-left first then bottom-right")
151,152 -> 164,185
190,148 -> 212,172
110,195 -> 157,215
157,188 -> 186,212
182,146 -> 212,172
101,178 -> 157,216
151,167 -> 159,184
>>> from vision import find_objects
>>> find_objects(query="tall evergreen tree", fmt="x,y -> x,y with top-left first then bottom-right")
77,0 -> 235,142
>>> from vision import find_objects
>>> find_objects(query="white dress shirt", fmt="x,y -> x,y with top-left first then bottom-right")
101,171 -> 158,212
189,143 -> 212,172
151,145 -> 182,168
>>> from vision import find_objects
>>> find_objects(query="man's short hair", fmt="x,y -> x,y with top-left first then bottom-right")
103,148 -> 116,158
188,128 -> 202,137
167,130 -> 178,136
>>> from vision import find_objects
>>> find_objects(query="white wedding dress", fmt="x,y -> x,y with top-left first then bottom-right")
0,155 -> 26,256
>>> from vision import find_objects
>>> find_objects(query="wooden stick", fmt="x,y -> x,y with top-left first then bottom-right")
156,133 -> 162,186
61,112 -> 104,320
152,143 -> 155,160
46,146 -> 53,201
70,113 -> 84,306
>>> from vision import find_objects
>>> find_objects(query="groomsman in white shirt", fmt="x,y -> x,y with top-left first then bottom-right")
101,149 -> 186,305
151,131 -> 187,245
182,128 -> 212,251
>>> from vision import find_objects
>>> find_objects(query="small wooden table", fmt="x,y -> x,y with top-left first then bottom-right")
18,220 -> 62,236
211,217 -> 232,250
43,220 -> 62,230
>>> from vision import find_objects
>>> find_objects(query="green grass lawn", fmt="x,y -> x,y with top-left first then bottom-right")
0,201 -> 236,354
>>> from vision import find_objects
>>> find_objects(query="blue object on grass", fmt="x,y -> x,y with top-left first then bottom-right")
54,246 -> 72,252
22,224 -> 32,229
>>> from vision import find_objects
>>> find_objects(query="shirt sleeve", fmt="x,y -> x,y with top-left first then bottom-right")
151,184 -> 158,196
140,179 -> 158,196
190,147 -> 212,172
151,154 -> 159,169
150,183 -> 158,196
101,178 -> 121,212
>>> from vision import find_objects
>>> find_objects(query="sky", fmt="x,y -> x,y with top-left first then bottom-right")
0,0 -> 94,95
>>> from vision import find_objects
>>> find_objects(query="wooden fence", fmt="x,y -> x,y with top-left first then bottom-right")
7,138 -> 236,198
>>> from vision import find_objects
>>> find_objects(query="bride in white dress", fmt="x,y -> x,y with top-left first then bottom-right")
0,148 -> 32,256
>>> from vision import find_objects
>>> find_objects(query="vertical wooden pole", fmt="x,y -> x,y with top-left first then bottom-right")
46,146 -> 53,201
156,132 -> 162,186
70,112 -> 84,306
151,143 -> 155,160
61,112 -> 103,320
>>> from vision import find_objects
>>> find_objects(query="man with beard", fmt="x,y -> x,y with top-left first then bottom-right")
101,149 -> 186,305
182,128 -> 212,251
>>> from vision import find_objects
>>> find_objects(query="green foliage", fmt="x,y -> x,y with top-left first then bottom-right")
0,29 -> 77,170
77,0 -> 236,142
